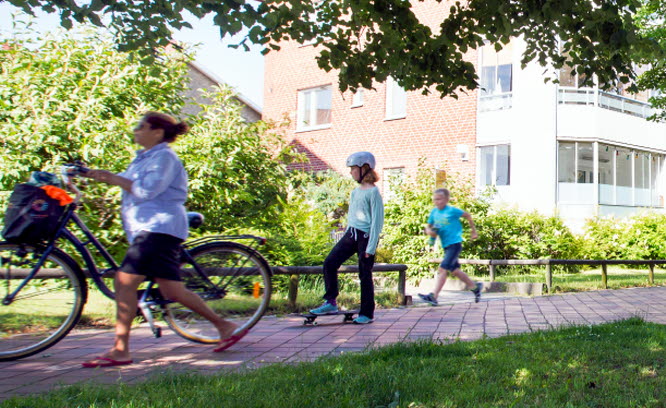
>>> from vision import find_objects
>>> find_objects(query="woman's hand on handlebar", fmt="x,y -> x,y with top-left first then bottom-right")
82,169 -> 134,192
81,169 -> 115,183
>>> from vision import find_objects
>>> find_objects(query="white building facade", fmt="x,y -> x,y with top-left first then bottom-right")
476,38 -> 666,231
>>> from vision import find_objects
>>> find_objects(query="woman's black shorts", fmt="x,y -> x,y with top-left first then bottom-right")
120,231 -> 184,281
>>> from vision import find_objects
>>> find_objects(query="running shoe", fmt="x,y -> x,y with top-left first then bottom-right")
418,293 -> 438,306
472,282 -> 482,303
309,302 -> 338,315
353,315 -> 374,324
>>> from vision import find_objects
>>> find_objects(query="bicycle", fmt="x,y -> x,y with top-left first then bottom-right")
0,164 -> 272,361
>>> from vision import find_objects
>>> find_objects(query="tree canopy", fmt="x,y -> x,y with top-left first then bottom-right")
0,25 -> 300,257
635,0 -> 666,121
5,0 -> 663,98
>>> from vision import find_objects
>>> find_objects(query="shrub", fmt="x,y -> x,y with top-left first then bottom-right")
580,212 -> 666,261
382,161 -> 582,281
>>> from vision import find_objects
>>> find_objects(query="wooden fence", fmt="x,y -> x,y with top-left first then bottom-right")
430,258 -> 666,293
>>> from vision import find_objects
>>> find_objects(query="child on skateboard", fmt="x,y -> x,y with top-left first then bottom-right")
310,152 -> 384,324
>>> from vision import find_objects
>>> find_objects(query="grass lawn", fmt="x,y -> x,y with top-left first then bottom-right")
3,318 -> 665,407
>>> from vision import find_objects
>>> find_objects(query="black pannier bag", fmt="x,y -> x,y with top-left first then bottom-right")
2,184 -> 65,244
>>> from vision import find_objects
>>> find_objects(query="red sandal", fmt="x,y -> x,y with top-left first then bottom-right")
82,356 -> 133,368
213,330 -> 249,352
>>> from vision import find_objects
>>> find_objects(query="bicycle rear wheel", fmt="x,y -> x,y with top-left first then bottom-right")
163,241 -> 271,344
0,242 -> 87,361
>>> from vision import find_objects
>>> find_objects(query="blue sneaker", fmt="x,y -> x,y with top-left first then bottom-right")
418,293 -> 438,306
353,315 -> 374,324
471,282 -> 482,303
310,302 -> 338,315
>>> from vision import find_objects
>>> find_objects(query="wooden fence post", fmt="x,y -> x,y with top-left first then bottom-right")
601,264 -> 607,289
489,264 -> 496,282
649,264 -> 655,285
398,270 -> 406,305
545,263 -> 552,293
288,274 -> 299,307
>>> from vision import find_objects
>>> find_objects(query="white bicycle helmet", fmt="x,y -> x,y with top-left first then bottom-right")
346,151 -> 376,169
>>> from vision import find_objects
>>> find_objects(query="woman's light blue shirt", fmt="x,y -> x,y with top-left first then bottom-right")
346,186 -> 384,255
119,142 -> 188,243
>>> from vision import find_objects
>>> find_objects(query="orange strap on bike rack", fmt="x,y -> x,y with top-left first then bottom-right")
40,185 -> 74,206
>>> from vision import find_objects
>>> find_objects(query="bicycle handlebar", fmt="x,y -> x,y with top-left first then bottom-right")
61,162 -> 90,204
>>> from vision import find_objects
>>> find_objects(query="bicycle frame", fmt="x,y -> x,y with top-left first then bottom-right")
2,202 -> 121,306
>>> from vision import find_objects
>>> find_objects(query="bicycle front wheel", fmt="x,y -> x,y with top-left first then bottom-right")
0,242 -> 87,361
163,241 -> 271,344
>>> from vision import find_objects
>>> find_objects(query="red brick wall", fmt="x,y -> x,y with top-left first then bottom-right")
263,0 -> 477,183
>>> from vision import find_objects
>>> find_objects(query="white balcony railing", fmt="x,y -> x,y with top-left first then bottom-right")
479,92 -> 512,112
558,87 -> 657,119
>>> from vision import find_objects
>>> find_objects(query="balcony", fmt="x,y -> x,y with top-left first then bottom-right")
558,87 -> 657,119
479,92 -> 512,112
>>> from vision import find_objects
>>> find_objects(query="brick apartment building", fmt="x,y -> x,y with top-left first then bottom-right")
262,1 -> 666,229
262,2 -> 476,196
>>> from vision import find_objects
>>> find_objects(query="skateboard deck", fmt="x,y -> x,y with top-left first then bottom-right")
298,309 -> 360,325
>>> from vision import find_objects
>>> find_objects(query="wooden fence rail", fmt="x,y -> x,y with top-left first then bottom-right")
5,263 -> 410,307
271,263 -> 409,307
431,258 -> 666,292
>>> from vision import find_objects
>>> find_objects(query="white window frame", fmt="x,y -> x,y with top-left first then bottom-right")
351,89 -> 364,108
479,41 -> 513,112
296,85 -> 332,132
478,144 -> 511,186
385,77 -> 406,120
383,167 -> 405,201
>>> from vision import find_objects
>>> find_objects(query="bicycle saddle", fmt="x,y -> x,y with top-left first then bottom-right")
187,212 -> 204,228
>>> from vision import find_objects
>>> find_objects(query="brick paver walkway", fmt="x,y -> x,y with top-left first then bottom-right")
2,286 -> 665,402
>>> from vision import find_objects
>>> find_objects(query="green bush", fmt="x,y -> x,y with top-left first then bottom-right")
382,163 -> 492,281
382,161 -> 582,281
468,207 -> 582,274
0,23 -> 305,264
297,169 -> 356,228
580,212 -> 666,261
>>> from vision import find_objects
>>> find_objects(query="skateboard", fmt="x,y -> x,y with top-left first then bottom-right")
299,309 -> 360,325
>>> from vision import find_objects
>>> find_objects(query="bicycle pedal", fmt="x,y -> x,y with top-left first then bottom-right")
153,327 -> 162,338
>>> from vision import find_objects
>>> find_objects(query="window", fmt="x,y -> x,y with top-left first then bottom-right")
480,42 -> 513,95
597,143 -> 663,207
558,142 -> 575,183
599,144 -> 613,205
297,85 -> 332,131
635,152 -> 650,206
558,142 -> 594,184
385,77 -> 406,120
651,155 -> 663,207
351,89 -> 364,108
479,145 -> 510,186
559,61 -> 587,88
383,167 -> 405,201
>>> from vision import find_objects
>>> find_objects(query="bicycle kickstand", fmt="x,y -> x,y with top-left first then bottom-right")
137,286 -> 163,338
138,302 -> 162,338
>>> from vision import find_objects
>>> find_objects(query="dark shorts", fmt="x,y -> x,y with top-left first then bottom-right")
440,242 -> 462,271
120,231 -> 184,281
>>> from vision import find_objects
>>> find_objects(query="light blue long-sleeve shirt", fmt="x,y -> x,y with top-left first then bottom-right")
346,186 -> 384,255
119,142 -> 188,244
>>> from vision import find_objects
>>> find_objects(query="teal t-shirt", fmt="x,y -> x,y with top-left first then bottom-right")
427,205 -> 465,248
346,186 -> 384,255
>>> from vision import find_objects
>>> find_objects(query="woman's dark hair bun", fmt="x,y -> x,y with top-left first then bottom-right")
142,111 -> 189,142
174,122 -> 189,136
